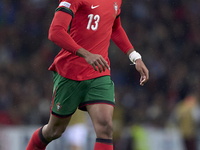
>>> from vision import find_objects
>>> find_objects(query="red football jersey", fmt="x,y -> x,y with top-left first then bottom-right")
49,0 -> 124,81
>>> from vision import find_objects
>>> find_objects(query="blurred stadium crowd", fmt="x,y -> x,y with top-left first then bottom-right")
0,0 -> 200,149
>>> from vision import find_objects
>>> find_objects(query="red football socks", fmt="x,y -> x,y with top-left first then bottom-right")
26,127 -> 49,150
94,138 -> 113,150
26,129 -> 113,150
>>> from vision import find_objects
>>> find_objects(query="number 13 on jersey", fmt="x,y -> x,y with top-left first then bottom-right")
87,14 -> 100,31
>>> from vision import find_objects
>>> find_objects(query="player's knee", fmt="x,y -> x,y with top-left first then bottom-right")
51,130 -> 63,140
46,126 -> 66,140
97,120 -> 113,138
104,121 -> 113,137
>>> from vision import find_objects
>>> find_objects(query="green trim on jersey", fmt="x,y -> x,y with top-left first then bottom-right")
55,7 -> 74,33
55,7 -> 74,18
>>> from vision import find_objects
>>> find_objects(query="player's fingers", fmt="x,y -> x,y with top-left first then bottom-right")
146,70 -> 149,81
140,76 -> 147,86
100,57 -> 110,70
92,63 -> 98,71
143,68 -> 149,82
97,59 -> 105,71
97,59 -> 106,72
140,70 -> 149,86
94,62 -> 102,73
139,68 -> 148,86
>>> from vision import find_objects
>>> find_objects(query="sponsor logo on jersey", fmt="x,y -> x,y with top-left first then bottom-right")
59,1 -> 71,8
56,102 -> 62,112
91,5 -> 100,9
113,2 -> 118,15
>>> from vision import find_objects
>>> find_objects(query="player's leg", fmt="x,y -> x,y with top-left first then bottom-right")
26,71 -> 82,150
26,114 -> 71,150
87,104 -> 114,150
78,76 -> 115,150
42,114 -> 71,141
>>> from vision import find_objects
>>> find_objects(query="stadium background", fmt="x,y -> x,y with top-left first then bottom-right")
0,0 -> 200,149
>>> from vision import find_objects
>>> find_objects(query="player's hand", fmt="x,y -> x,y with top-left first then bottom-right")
76,48 -> 110,72
85,53 -> 110,73
135,59 -> 149,86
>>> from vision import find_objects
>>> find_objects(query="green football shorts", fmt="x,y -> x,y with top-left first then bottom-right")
50,71 -> 115,118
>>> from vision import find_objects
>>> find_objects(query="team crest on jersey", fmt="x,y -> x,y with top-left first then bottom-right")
59,1 -> 71,8
56,103 -> 62,112
113,2 -> 118,15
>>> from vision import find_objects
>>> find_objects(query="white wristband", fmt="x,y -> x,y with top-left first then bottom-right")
129,51 -> 142,64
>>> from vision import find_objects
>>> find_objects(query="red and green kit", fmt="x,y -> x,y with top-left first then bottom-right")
48,0 -> 134,116
49,0 -> 133,81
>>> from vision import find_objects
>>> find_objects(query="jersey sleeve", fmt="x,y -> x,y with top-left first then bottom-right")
111,16 -> 133,54
57,0 -> 80,16
48,10 -> 82,54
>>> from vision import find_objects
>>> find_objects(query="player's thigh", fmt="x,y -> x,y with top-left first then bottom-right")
79,76 -> 115,111
43,114 -> 72,139
84,76 -> 115,128
51,71 -> 88,117
86,104 -> 114,129
48,114 -> 71,128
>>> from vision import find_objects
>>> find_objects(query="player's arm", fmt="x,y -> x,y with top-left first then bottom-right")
48,10 -> 82,54
48,10 -> 109,72
111,16 -> 134,54
111,16 -> 149,85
